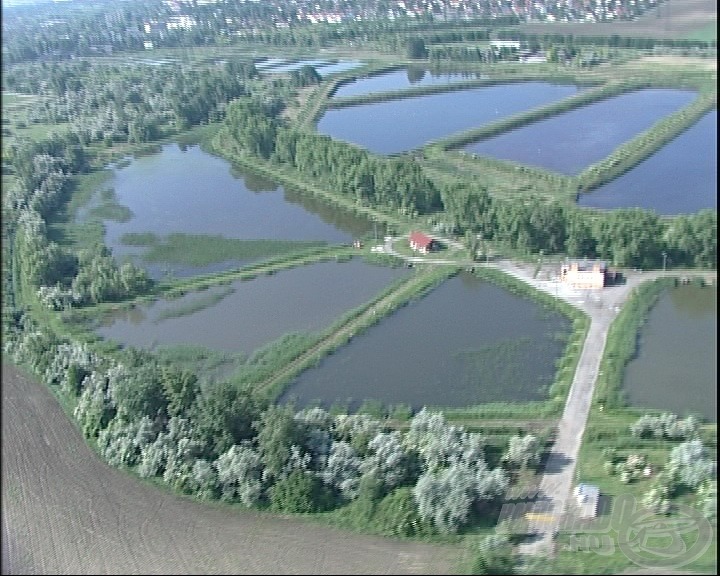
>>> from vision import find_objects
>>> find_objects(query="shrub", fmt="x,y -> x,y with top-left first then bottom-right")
269,470 -> 335,513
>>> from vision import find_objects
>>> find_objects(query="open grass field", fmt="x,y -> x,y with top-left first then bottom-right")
1,362 -> 465,575
519,0 -> 716,41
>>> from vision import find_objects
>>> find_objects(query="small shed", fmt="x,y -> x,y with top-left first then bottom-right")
574,483 -> 600,519
409,231 -> 436,254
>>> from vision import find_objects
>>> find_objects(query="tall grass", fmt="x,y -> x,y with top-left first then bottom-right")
121,232 -> 328,267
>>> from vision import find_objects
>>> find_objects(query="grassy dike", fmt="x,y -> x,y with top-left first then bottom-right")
253,264 -> 458,401
575,89 -> 716,192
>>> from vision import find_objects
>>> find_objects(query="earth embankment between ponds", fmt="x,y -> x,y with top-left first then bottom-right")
1,363 -> 462,575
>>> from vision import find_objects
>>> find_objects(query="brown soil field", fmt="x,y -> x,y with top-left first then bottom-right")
1,363 -> 463,575
519,0 -> 716,39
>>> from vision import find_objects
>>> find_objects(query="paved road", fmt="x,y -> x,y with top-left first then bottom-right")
383,233 -> 716,556
487,262 -> 716,556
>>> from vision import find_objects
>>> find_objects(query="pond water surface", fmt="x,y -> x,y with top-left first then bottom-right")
332,68 -> 487,98
317,81 -> 580,155
577,110 -> 717,214
280,271 -> 571,411
464,88 -> 697,175
623,283 -> 716,422
95,258 -> 410,355
82,144 -> 372,277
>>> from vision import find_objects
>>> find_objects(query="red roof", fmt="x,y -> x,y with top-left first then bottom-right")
409,231 -> 433,248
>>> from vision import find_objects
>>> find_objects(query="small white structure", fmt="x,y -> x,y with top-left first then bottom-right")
574,483 -> 600,519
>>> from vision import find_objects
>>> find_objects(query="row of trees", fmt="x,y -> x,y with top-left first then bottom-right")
220,98 -> 444,216
3,321 -> 542,536
494,30 -> 715,51
439,182 -> 716,269
216,98 -> 716,269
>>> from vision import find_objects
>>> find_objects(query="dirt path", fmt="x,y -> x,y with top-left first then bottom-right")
1,363 -> 463,575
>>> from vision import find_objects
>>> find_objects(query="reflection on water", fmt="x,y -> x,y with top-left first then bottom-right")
78,144 -> 372,278
318,81 -> 580,154
465,88 -> 697,176
577,110 -> 716,215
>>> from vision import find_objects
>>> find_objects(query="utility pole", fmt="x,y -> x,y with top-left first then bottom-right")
662,251 -> 667,272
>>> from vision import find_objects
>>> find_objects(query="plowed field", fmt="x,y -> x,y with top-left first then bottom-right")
1,363 -> 462,575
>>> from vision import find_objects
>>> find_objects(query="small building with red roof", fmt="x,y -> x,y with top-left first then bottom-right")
409,231 -> 436,254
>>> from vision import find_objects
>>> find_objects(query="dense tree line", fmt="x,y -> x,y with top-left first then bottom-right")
220,98 -> 443,216
3,58 -> 256,142
216,100 -> 716,269
2,321 -> 517,536
3,136 -> 150,310
439,182 -> 716,268
494,30 -> 715,51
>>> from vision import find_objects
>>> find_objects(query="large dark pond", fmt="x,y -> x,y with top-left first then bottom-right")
95,258 -> 410,355
464,88 -> 697,175
81,144 -> 372,277
332,68 -> 487,98
577,110 -> 717,214
623,283 -> 716,422
316,81 -> 580,155
279,271 -> 572,411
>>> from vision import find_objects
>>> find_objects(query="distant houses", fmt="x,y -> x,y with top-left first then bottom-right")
409,231 -> 436,254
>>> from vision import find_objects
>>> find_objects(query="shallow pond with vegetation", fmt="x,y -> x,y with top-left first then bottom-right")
79,144 -> 372,278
